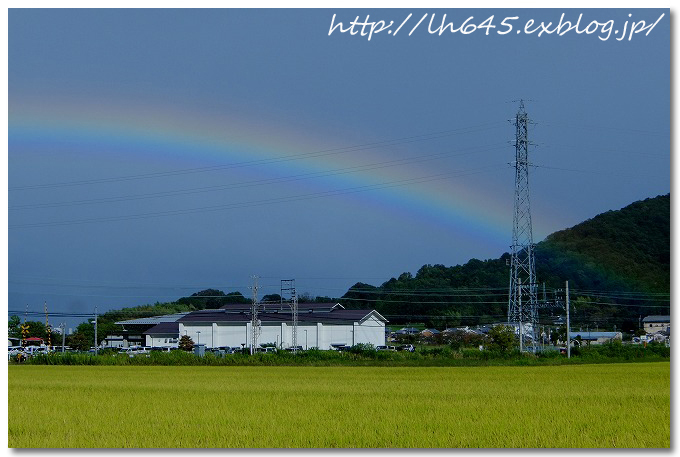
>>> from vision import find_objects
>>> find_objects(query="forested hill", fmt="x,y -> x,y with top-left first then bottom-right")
536,194 -> 670,293
341,194 -> 670,330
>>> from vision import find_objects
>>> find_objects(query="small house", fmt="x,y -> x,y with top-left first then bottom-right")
642,315 -> 670,334
569,331 -> 622,345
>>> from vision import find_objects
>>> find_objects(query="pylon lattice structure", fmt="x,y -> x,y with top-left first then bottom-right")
250,275 -> 260,354
44,301 -> 51,349
280,279 -> 298,352
508,100 -> 538,350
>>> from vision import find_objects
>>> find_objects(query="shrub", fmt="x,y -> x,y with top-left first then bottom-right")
349,343 -> 377,357
487,325 -> 518,353
178,335 -> 194,351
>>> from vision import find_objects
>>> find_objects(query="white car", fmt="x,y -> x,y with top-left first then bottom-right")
117,347 -> 143,357
23,346 -> 50,356
8,347 -> 24,360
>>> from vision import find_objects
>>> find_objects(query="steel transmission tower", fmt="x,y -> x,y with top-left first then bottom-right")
280,279 -> 298,352
44,301 -> 52,350
508,100 -> 538,351
250,275 -> 261,354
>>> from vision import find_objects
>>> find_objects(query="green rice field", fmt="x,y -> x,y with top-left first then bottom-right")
8,362 -> 670,448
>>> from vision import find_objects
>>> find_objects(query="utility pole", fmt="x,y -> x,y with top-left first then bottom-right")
542,283 -> 547,306
60,323 -> 66,353
94,306 -> 98,355
566,281 -> 570,359
250,276 -> 260,355
508,100 -> 538,352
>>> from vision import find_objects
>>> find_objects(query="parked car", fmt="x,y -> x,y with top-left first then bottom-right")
8,347 -> 24,360
24,346 -> 50,356
116,347 -> 137,357
397,344 -> 415,352
116,346 -> 149,357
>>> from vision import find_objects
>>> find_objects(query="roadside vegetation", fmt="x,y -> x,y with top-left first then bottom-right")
15,340 -> 670,367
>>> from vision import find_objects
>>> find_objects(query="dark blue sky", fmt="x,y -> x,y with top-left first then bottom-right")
8,9 -> 670,330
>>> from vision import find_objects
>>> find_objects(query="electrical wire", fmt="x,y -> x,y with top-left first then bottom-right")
9,121 -> 507,191
9,164 -> 509,229
10,143 -> 508,211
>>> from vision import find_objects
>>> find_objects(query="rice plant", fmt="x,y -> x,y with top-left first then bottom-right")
8,362 -> 669,448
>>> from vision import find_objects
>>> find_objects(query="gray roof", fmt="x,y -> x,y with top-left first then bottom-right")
144,322 -> 180,335
114,312 -> 191,326
570,331 -> 620,340
219,302 -> 344,313
114,304 -> 386,328
396,327 -> 419,334
178,308 -> 387,325
642,315 -> 670,323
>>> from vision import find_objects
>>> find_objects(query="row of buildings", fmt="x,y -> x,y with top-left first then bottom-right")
107,302 -> 388,350
11,311 -> 669,351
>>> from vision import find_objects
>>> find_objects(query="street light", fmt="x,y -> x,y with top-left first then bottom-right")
304,330 -> 308,350
197,331 -> 201,346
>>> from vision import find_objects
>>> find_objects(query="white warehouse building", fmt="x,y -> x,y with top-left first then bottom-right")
117,303 -> 387,350
177,303 -> 387,350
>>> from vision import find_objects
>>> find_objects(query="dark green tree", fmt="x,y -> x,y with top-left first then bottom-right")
67,332 -> 90,351
8,315 -> 21,339
487,325 -> 517,352
261,294 -> 282,303
22,320 -> 60,344
551,327 -> 566,345
178,335 -> 194,351
177,289 -> 228,309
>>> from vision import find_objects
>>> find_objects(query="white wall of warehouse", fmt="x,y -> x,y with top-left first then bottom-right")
178,318 -> 385,350
146,334 -> 179,347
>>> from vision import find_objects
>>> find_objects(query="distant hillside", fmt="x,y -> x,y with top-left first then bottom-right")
341,194 -> 670,331
536,194 -> 670,293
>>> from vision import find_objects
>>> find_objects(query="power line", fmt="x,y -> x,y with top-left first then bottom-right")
10,279 -> 669,303
571,289 -> 670,297
9,121 -> 506,191
572,293 -> 670,302
545,144 -> 669,159
541,121 -> 669,137
566,301 -> 670,309
532,163 -> 660,179
10,142 -> 508,211
9,164 -> 509,229
8,280 -> 249,290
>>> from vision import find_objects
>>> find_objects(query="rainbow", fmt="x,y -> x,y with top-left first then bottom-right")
8,97 -> 546,252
